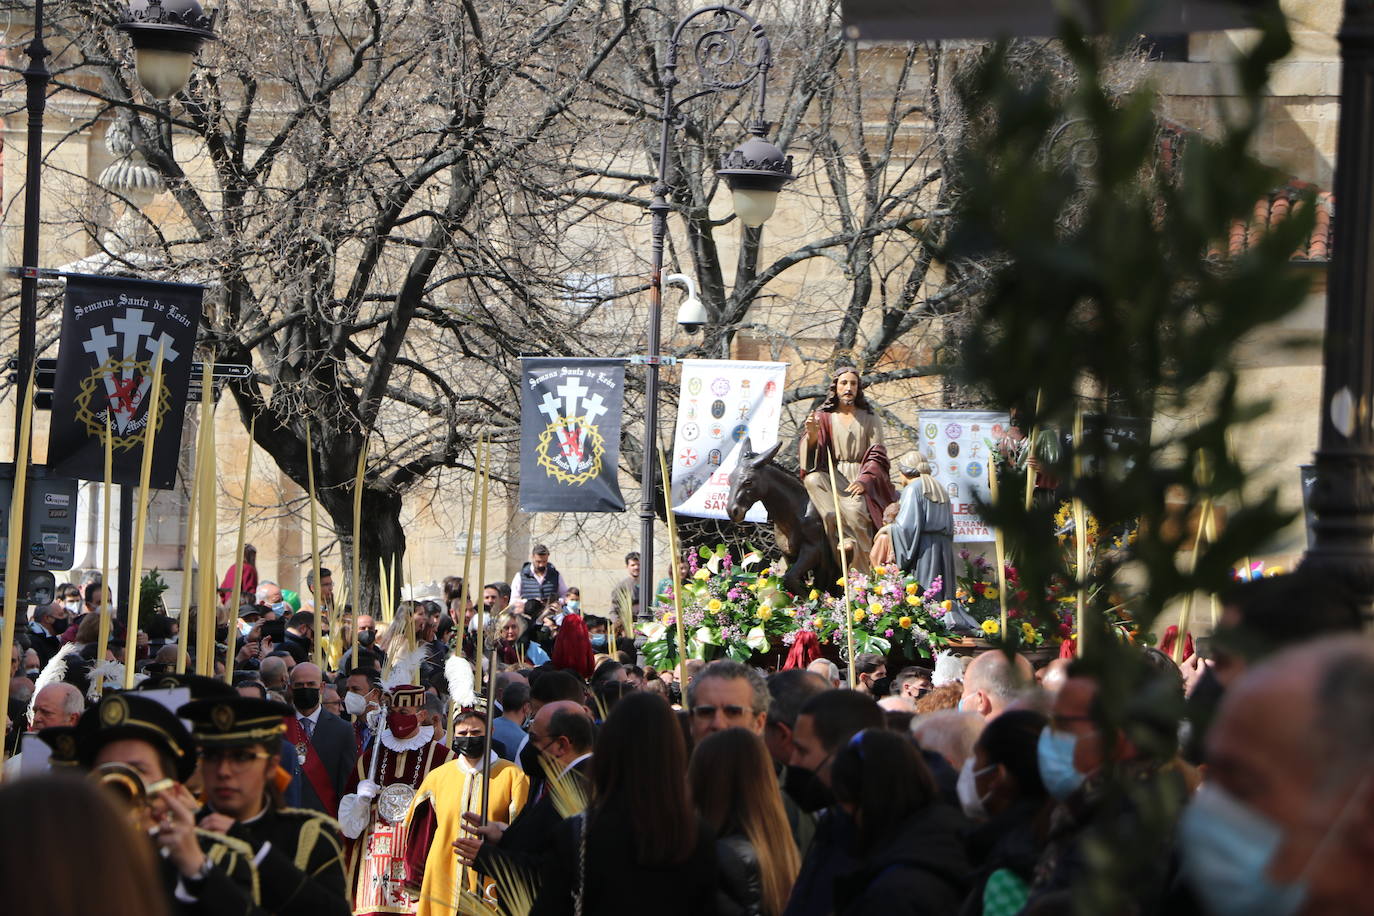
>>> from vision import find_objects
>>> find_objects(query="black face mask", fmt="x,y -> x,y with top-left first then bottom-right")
520,738 -> 544,780
454,736 -> 486,759
291,687 -> 320,714
357,630 -> 375,647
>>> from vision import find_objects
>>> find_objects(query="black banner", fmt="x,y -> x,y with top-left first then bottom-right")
48,274 -> 204,488
518,357 -> 626,513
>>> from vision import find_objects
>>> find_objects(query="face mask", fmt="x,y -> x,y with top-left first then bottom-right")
64,601 -> 81,613
387,710 -> 419,736
454,735 -> 486,759
567,600 -> 580,611
357,630 -> 375,647
344,692 -> 369,716
24,668 -> 39,679
272,601 -> 288,616
957,758 -> 996,821
1179,783 -> 1307,916
237,619 -> 252,637
291,686 -> 320,714
1037,728 -> 1086,800
590,634 -> 608,650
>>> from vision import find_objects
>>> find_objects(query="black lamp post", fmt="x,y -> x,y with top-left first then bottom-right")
12,0 -> 216,607
639,5 -> 793,618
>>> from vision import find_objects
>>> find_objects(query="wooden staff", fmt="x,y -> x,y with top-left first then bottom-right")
305,421 -> 323,671
124,348 -> 167,689
474,436 -> 490,672
0,370 -> 36,760
1024,389 -> 1043,512
825,452 -> 856,688
479,642 -> 498,825
225,416 -> 255,681
196,393 -> 218,676
175,381 -> 208,675
96,413 -> 116,673
448,432 -> 484,747
657,445 -> 690,690
351,434 -> 369,627
1072,409 -> 1088,658
988,459 -> 1009,637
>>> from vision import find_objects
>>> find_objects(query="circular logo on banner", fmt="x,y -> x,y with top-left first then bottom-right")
947,442 -> 960,458
710,400 -> 726,419
765,380 -> 777,395
945,423 -> 963,439
708,449 -> 722,465
711,378 -> 730,396
992,423 -> 1005,438
685,405 -> 698,420
925,424 -> 938,439
966,461 -> 984,479
679,448 -> 699,466
688,378 -> 703,395
709,424 -> 724,439
682,423 -> 699,441
731,424 -> 748,442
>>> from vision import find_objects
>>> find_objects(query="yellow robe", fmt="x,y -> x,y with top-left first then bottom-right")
404,753 -> 529,916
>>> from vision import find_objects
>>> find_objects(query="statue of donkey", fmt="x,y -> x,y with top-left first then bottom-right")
726,438 -> 840,597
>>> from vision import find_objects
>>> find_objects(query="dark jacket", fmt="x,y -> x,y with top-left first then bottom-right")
295,709 -> 358,818
530,799 -> 717,916
959,797 -> 1047,916
782,808 -> 857,916
474,756 -> 592,889
716,833 -> 764,916
834,803 -> 971,916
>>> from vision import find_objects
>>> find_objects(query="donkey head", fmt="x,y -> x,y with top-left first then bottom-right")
725,437 -> 783,523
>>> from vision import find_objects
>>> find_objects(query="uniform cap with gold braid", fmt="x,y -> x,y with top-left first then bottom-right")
138,672 -> 237,699
36,725 -> 81,769
72,693 -> 197,782
388,685 -> 425,709
178,695 -> 293,748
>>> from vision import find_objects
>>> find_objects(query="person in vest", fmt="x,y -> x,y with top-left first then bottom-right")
509,545 -> 568,614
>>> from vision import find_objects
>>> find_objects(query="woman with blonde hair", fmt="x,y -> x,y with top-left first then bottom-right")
689,727 -> 801,916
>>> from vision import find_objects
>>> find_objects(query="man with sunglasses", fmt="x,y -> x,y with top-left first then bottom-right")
179,694 -> 350,915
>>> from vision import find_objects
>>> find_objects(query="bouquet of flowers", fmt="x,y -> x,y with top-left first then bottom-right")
810,565 -> 961,659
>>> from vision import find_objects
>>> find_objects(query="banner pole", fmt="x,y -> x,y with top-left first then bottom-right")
124,348 -> 166,689
475,436 -> 491,674
826,451 -> 856,688
656,445 -> 690,691
988,461 -> 1009,637
226,416 -> 255,682
96,413 -> 116,673
175,399 -> 205,675
196,389 -> 217,677
0,370 -> 36,761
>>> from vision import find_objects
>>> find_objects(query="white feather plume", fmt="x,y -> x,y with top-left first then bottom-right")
932,651 -> 965,688
445,654 -> 475,709
28,643 -> 79,725
382,643 -> 429,691
86,659 -> 127,702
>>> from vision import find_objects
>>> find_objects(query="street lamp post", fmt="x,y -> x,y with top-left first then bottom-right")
9,0 -> 216,609
639,5 -> 793,622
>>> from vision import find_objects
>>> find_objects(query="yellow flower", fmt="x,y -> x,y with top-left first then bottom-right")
981,619 -> 1000,636
906,595 -> 921,606
836,576 -> 847,586
694,568 -> 711,580
955,588 -> 968,600
873,565 -> 886,576
808,589 -> 819,601
940,600 -> 954,612
1021,622 -> 1037,640
853,609 -> 866,623
898,616 -> 913,629
984,587 -> 1000,601
758,608 -> 773,621
868,601 -> 883,616
785,608 -> 797,617
760,568 -> 771,576
706,598 -> 723,613
906,583 -> 920,596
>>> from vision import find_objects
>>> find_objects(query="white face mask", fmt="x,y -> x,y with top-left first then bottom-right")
957,757 -> 996,821
63,601 -> 82,613
344,691 -> 369,717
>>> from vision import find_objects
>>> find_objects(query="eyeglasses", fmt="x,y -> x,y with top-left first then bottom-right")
199,748 -> 272,767
690,704 -> 747,720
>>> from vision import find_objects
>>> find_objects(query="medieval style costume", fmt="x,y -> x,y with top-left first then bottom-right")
338,685 -> 452,916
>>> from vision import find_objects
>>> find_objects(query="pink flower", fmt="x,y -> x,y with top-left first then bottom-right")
727,587 -> 743,600
884,629 -> 894,638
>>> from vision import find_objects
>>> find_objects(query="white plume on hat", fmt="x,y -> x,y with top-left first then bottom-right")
402,581 -> 443,602
382,643 -> 429,691
28,643 -> 78,725
445,654 -> 475,709
86,659 -> 129,702
931,651 -> 964,688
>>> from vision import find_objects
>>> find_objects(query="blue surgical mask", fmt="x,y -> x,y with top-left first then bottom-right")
1037,728 -> 1086,800
1179,783 -> 1306,916
567,600 -> 580,611
590,633 -> 608,649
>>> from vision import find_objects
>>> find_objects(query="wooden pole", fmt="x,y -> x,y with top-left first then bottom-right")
448,433 -> 483,747
825,452 -> 856,688
226,416 -> 255,682
351,435 -> 369,625
474,437 -> 490,673
175,391 -> 206,675
656,445 -> 689,691
1072,409 -> 1088,658
1024,389 -> 1042,512
124,348 -> 166,689
96,413 -> 115,671
305,421 -> 323,671
0,371 -> 36,760
196,395 -> 218,676
988,460 -> 1009,636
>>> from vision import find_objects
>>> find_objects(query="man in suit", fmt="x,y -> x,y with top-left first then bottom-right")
286,662 -> 357,818
456,700 -> 593,886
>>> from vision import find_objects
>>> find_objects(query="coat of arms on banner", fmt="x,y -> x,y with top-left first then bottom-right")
534,374 -> 609,485
73,307 -> 180,450
518,357 -> 627,513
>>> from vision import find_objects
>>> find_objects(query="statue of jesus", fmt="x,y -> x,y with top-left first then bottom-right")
799,367 -> 898,573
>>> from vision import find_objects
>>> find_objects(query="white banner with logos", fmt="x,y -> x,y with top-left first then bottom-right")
918,409 -> 1012,542
670,359 -> 788,522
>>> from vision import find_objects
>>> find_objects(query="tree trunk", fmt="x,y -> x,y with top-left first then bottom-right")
325,486 -> 405,620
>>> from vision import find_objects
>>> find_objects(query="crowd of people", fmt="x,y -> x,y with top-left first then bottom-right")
2,544 -> 1372,916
